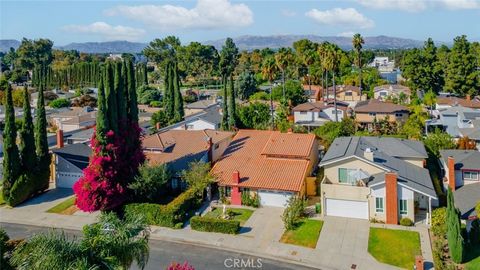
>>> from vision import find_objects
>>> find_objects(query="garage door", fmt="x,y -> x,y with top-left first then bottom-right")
56,173 -> 81,189
258,190 -> 293,207
325,198 -> 368,219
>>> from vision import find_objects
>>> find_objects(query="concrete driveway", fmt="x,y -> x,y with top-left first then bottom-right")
315,216 -> 400,270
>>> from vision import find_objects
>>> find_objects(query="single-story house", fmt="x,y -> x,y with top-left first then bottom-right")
319,137 -> 437,225
292,100 -> 349,129
51,140 -> 92,189
143,129 -> 234,190
184,99 -> 218,117
354,99 -> 409,129
158,105 -> 222,132
49,107 -> 96,132
436,95 -> 480,110
373,84 -> 411,102
211,130 -> 319,207
439,150 -> 480,229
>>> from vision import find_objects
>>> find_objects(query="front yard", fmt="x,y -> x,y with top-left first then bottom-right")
204,207 -> 254,226
280,219 -> 323,248
368,228 -> 421,269
46,196 -> 77,215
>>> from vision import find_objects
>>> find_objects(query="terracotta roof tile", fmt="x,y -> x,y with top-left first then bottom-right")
437,97 -> 480,109
212,130 -> 316,192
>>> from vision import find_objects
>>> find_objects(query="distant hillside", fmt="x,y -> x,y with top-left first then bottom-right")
57,41 -> 147,54
204,35 -> 426,50
0,39 -> 21,52
1,35 -> 431,54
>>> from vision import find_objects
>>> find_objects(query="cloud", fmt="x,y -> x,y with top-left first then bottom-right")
281,9 -> 297,17
337,31 -> 356,38
62,22 -> 145,41
356,0 -> 480,11
306,8 -> 374,29
105,0 -> 253,31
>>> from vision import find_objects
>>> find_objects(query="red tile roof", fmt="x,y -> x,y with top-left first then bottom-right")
212,130 -> 316,192
437,96 -> 480,109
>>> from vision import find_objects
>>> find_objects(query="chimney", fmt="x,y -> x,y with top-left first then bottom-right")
415,256 -> 424,270
364,148 -> 374,161
448,156 -> 456,191
466,94 -> 471,101
56,129 -> 64,148
232,171 -> 240,184
385,172 -> 398,225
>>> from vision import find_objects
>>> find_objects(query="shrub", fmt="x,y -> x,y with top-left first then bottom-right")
400,217 -> 414,226
149,101 -> 162,107
432,207 -> 447,238
190,216 -> 240,234
128,163 -> 170,203
49,98 -> 70,108
282,197 -> 306,230
241,191 -> 260,207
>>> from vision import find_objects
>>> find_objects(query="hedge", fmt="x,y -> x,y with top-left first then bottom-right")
400,217 -> 414,226
190,216 -> 240,234
124,187 -> 203,228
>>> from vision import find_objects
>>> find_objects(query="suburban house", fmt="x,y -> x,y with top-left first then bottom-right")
211,130 -> 319,207
303,85 -> 322,102
354,99 -> 409,129
373,84 -> 411,102
319,137 -> 437,225
158,105 -> 222,131
439,150 -> 480,229
49,107 -> 96,132
292,100 -> 349,129
436,95 -> 480,110
184,99 -> 218,117
323,85 -> 367,106
51,133 -> 92,189
142,129 -> 234,190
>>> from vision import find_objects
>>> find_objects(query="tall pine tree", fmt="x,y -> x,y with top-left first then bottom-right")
447,187 -> 465,263
19,86 -> 37,171
95,71 -> 109,145
173,61 -> 184,122
444,35 -> 478,96
2,83 -> 21,204
115,61 -> 127,129
228,74 -> 237,128
126,59 -> 138,123
34,82 -> 50,191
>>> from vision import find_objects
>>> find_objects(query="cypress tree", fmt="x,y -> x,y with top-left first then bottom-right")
142,63 -> 148,86
173,61 -> 184,122
221,75 -> 229,130
164,62 -> 175,119
447,188 -> 465,263
104,62 -> 118,133
19,86 -> 37,171
2,83 -> 21,203
95,71 -> 109,144
228,74 -> 237,129
126,59 -> 138,123
35,82 -> 50,191
115,61 -> 127,127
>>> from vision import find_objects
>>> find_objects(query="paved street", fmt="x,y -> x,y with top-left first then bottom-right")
1,222 -> 317,270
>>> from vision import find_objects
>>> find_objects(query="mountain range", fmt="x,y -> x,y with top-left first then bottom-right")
0,35 -> 437,54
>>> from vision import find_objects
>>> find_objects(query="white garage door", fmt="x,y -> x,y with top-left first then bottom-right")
258,190 -> 293,207
325,198 -> 368,219
56,173 -> 82,189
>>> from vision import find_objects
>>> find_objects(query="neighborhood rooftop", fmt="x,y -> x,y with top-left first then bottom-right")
354,99 -> 409,113
439,150 -> 480,170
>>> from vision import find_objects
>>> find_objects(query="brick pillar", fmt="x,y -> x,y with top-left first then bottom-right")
56,129 -> 64,148
231,171 -> 241,205
415,255 -> 424,270
385,172 -> 398,225
448,156 -> 456,191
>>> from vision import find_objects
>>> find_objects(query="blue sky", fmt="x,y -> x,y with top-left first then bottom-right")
1,0 -> 479,45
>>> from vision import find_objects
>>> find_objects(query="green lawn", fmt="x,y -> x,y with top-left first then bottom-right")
205,208 -> 254,226
46,196 -> 77,214
368,228 -> 421,269
465,243 -> 480,270
280,219 -> 323,248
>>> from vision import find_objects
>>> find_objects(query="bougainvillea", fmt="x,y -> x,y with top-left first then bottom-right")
166,261 -> 195,270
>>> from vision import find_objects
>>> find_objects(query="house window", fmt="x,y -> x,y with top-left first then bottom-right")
225,186 -> 232,197
345,91 -> 353,96
399,199 -> 408,215
171,178 -> 179,189
369,112 -> 377,116
464,171 -> 479,181
338,168 -> 356,185
375,197 -> 384,213
395,113 -> 403,117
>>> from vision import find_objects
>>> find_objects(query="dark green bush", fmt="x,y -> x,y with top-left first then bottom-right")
400,217 -> 414,226
190,216 -> 240,234
432,207 -> 447,238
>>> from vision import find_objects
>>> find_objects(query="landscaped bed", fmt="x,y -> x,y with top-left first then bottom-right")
204,207 -> 254,226
46,196 -> 77,215
368,228 -> 421,269
280,219 -> 323,248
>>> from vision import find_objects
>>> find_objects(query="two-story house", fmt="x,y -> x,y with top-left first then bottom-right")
319,137 -> 437,225
440,150 -> 480,229
354,99 -> 409,129
292,100 -> 349,130
324,85 -> 367,106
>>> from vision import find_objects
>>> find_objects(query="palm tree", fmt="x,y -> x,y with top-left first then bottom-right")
352,33 -> 365,96
11,213 -> 150,270
262,57 -> 279,130
324,44 -> 340,122
318,43 -> 329,100
275,48 -> 293,101
302,49 -> 316,97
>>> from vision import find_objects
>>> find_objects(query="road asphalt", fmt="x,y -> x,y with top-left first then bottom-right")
1,222 -> 318,270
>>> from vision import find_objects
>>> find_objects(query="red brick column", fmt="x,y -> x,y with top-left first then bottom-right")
385,172 -> 398,225
415,255 -> 424,270
448,156 -> 456,191
56,129 -> 64,148
230,171 -> 242,205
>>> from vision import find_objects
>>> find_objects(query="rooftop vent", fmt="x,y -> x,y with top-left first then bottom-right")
364,147 -> 374,161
